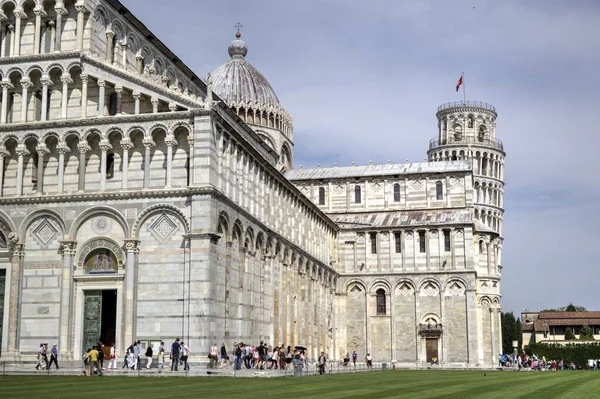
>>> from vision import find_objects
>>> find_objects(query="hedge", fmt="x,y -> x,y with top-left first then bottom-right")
525,343 -> 600,366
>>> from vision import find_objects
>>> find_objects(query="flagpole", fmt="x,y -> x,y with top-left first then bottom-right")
462,72 -> 466,104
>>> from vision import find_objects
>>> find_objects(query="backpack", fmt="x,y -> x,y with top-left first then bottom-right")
83,353 -> 90,365
235,347 -> 242,357
145,347 -> 152,357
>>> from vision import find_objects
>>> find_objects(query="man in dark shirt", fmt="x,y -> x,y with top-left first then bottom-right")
171,338 -> 181,371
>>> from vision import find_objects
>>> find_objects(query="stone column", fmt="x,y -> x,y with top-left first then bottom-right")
40,76 -> 51,121
75,5 -> 86,51
33,7 -> 45,55
8,24 -> 15,57
99,139 -> 112,191
489,307 -> 496,367
6,239 -> 25,355
60,75 -> 72,119
15,145 -> 28,196
97,79 -> 106,116
105,29 -> 114,63
0,81 -> 11,123
19,78 -> 30,123
121,42 -> 128,68
187,136 -> 194,186
123,239 -> 140,351
35,144 -> 48,194
13,11 -> 23,56
120,140 -> 132,189
77,143 -> 90,192
58,240 -> 77,357
151,97 -> 158,114
80,74 -> 88,118
54,5 -> 65,52
165,135 -> 177,188
142,139 -> 154,189
115,85 -> 123,115
56,144 -> 69,193
132,91 -> 140,115
0,147 -> 8,197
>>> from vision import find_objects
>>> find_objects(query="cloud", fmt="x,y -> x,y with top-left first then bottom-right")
122,0 -> 600,312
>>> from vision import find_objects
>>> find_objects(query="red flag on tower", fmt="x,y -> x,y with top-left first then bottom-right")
456,75 -> 463,92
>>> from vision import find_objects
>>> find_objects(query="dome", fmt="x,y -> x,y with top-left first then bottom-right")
211,32 -> 281,110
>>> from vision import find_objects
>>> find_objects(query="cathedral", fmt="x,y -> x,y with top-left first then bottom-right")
0,0 -> 505,367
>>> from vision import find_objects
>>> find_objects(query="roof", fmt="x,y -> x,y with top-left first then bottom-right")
285,161 -> 471,181
329,209 -> 472,229
525,312 -> 600,331
539,311 -> 600,320
474,219 -> 498,235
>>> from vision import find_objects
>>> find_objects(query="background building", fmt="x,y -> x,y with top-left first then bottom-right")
0,0 -> 505,367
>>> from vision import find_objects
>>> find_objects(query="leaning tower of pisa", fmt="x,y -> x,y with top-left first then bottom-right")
427,101 -> 505,235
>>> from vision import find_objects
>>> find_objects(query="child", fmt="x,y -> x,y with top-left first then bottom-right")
157,347 -> 165,373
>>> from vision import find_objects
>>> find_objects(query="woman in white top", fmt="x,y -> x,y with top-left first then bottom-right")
108,346 -> 117,369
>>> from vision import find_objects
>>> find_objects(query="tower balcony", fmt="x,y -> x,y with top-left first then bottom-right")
437,101 -> 497,114
428,136 -> 504,152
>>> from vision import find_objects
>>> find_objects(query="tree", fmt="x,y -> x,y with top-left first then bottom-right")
502,312 -> 519,354
566,303 -> 577,312
565,327 -> 576,340
516,318 -> 523,350
580,325 -> 594,341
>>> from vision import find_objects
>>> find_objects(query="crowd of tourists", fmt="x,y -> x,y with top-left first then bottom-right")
499,353 -> 593,371
34,342 -> 59,370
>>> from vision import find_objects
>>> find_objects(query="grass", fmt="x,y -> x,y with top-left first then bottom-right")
1,370 -> 599,398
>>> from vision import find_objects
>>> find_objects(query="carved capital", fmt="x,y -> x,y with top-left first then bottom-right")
0,146 -> 9,158
33,6 -> 47,17
20,78 -> 32,89
142,138 -> 155,149
15,144 -> 29,157
169,103 -> 177,112
36,144 -> 50,156
165,134 -> 178,147
99,139 -> 112,152
80,74 -> 89,84
97,79 -> 106,88
132,91 -> 141,99
120,139 -> 133,151
54,6 -> 67,16
77,143 -> 91,154
114,85 -> 123,94
1,80 -> 14,90
60,75 -> 73,85
59,240 -> 77,256
56,144 -> 70,155
75,5 -> 87,14
10,243 -> 25,258
123,239 -> 140,253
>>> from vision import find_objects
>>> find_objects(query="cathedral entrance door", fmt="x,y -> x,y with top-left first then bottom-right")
82,290 -> 117,352
426,338 -> 438,363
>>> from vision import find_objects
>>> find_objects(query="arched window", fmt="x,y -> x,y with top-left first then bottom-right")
478,126 -> 486,142
479,240 -> 484,254
318,187 -> 325,205
376,288 -> 386,315
35,91 -> 43,121
0,231 -> 7,248
436,181 -> 443,200
108,93 -> 118,116
354,185 -> 361,204
393,183 -> 400,202
106,153 -> 115,179
32,153 -> 38,183
467,116 -> 474,128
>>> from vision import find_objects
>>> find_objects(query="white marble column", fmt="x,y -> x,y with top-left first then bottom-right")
6,242 -> 25,355
20,78 -> 30,122
40,76 -> 51,121
121,140 -> 132,189
105,29 -> 114,63
15,145 -> 28,196
56,144 -> 69,193
99,139 -> 112,191
58,241 -> 77,357
33,6 -> 45,55
142,139 -> 154,189
35,144 -> 48,194
121,42 -> 128,68
54,5 -> 65,52
151,97 -> 158,114
97,79 -> 105,116
0,148 -> 8,197
8,24 -> 15,56
80,74 -> 88,117
115,85 -> 123,115
165,135 -> 177,188
187,136 -> 194,186
13,11 -> 22,56
60,75 -> 72,119
75,5 -> 86,51
123,239 -> 140,351
0,81 -> 10,123
77,143 -> 90,192
133,92 -> 140,115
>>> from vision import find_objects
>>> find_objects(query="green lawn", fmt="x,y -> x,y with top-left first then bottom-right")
1,370 -> 599,398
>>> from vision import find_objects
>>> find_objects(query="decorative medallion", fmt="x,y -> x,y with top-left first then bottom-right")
380,232 -> 389,242
299,184 -> 309,193
92,216 -> 112,235
349,284 -> 363,298
64,210 -> 77,220
32,219 -> 59,248
371,180 -> 382,192
429,230 -> 438,238
125,209 -> 138,219
481,281 -> 489,288
333,184 -> 345,194
356,232 -> 366,243
451,177 -> 463,187
406,232 -> 413,240
412,179 -> 423,190
149,213 -> 178,244
447,282 -> 465,296
397,283 -> 414,297
420,282 -> 439,297
454,229 -> 463,239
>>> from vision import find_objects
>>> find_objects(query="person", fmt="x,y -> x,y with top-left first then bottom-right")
343,352 -> 350,367
134,341 -> 141,370
145,343 -> 154,369
35,343 -> 46,370
365,353 -> 373,370
97,342 -> 105,370
157,346 -> 165,373
234,343 -> 243,370
181,342 -> 190,371
108,345 -> 117,369
83,348 -> 92,376
210,343 -> 219,368
219,343 -> 229,368
352,351 -> 358,367
171,338 -> 181,371
318,352 -> 326,375
49,344 -> 59,369
89,346 -> 103,376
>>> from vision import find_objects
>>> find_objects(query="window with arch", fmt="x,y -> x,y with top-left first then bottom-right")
436,181 -> 443,200
467,116 -> 474,128
393,183 -> 400,202
370,232 -> 377,254
354,185 -> 361,204
34,91 -> 43,121
318,187 -> 325,205
376,288 -> 386,315
478,126 -> 486,142
418,231 -> 426,253
108,93 -> 118,116
478,240 -> 484,254
394,232 -> 402,253
0,231 -> 6,248
106,153 -> 115,179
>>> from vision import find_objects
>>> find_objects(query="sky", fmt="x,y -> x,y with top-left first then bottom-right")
122,0 -> 600,314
